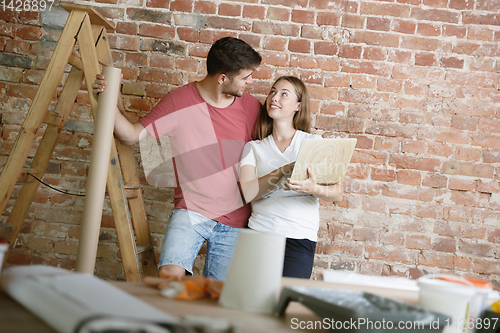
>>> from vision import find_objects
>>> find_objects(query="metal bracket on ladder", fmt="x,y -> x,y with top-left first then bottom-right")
0,2 -> 158,281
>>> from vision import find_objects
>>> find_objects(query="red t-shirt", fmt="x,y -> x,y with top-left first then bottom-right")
139,82 -> 261,228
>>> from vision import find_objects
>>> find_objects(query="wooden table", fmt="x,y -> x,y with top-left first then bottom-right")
0,277 -> 420,333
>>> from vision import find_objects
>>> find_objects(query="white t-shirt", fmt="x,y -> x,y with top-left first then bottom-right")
240,130 -> 322,241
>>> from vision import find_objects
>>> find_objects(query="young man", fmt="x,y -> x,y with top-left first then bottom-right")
94,37 -> 262,281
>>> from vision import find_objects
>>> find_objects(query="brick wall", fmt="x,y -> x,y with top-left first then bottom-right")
0,0 -> 499,286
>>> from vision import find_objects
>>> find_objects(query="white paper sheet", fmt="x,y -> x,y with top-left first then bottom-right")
0,265 -> 190,333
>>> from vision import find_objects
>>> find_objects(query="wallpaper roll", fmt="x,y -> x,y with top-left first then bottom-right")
218,229 -> 286,314
76,67 -> 121,275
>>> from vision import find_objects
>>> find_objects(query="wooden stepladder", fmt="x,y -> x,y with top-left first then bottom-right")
0,2 -> 158,282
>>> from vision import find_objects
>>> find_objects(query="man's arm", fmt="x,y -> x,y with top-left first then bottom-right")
93,74 -> 146,146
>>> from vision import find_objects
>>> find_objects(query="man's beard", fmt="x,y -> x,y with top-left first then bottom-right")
222,81 -> 244,97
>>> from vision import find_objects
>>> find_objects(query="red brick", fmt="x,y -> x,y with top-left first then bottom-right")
170,0 -> 193,12
468,26 -> 494,41
417,22 -> 441,36
442,161 -> 494,179
124,96 -> 153,111
449,177 -> 476,191
350,31 -> 399,48
419,252 -> 454,269
463,12 -> 499,25
138,68 -> 183,85
380,232 -> 404,246
206,16 -> 250,31
366,17 -> 390,31
422,173 -> 447,188
243,5 -> 265,19
407,235 -> 432,250
301,25 -> 322,39
392,19 -> 416,34
150,54 -> 175,68
411,8 -> 460,23
376,78 -> 401,93
371,168 -> 396,182
488,150 -> 500,164
299,70 -> 323,84
108,35 -> 139,51
456,146 -> 481,162
360,2 -> 411,18
174,57 -> 198,72
16,25 -> 44,41
318,56 -> 341,71
252,21 -> 298,36
5,39 -> 30,54
404,81 -> 427,96
325,73 -> 350,87
449,0 -> 474,9
314,41 -> 338,56
342,14 -> 365,29
365,246 -> 418,264
374,137 -> 399,152
339,45 -> 362,59
267,6 -> 290,21
258,50 -> 289,67
442,24 -> 466,38
475,180 -> 500,194
177,27 -> 199,42
403,36 -> 442,52
139,23 -> 175,40
473,259 -> 500,274
351,75 -> 376,89
488,229 -> 500,243
19,11 -> 39,25
315,114 -> 364,133
449,190 -> 477,206
194,1 -> 216,14
363,47 -> 386,61
353,227 -> 378,241
316,12 -> 340,26
441,56 -> 464,69
459,239 -> 494,257
7,83 -> 37,99
116,22 -> 138,35
219,3 -> 241,16
388,50 -> 412,64
398,170 -> 422,186
309,0 -> 342,10
382,184 -> 434,202
288,39 -> 310,53
432,237 -> 456,252
401,139 -> 425,154
290,54 -> 318,69
320,103 -> 345,115
346,166 -> 370,181
147,0 -> 170,8
350,150 -> 386,166
389,155 -> 440,172
124,52 -> 148,67
263,36 -> 287,51
471,133 -> 500,149
415,52 -> 438,66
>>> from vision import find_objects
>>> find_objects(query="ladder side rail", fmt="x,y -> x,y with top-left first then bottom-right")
80,23 -> 142,281
5,67 -> 85,246
0,10 -> 87,216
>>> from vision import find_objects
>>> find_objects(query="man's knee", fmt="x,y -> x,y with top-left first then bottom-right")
159,264 -> 186,278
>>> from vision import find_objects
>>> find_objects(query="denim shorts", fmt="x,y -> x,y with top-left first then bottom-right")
159,208 -> 241,281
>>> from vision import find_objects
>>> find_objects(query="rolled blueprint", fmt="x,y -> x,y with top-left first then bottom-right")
76,66 -> 121,275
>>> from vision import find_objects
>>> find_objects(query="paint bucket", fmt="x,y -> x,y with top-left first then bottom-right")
418,274 -> 492,333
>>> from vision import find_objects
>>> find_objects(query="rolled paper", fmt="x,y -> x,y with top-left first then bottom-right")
76,66 -> 121,275
218,229 -> 286,314
290,138 -> 357,184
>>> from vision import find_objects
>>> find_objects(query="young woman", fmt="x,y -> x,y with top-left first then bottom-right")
239,76 -> 344,279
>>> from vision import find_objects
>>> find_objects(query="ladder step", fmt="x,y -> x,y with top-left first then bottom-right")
124,185 -> 141,199
17,168 -> 41,183
136,245 -> 154,261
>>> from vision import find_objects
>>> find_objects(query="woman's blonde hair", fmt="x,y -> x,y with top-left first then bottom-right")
254,76 -> 311,140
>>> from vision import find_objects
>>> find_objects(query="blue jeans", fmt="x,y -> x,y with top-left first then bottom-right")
158,209 -> 241,281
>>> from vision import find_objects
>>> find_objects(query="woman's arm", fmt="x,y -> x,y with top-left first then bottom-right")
239,163 -> 294,203
282,168 -> 344,202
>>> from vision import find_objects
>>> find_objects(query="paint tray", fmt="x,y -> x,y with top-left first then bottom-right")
274,286 -> 450,332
